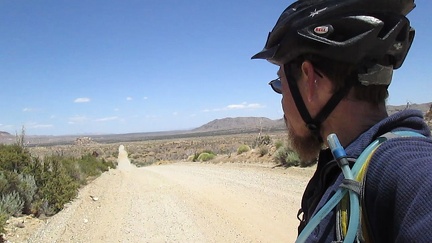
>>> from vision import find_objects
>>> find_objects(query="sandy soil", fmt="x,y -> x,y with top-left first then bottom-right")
5,157 -> 314,242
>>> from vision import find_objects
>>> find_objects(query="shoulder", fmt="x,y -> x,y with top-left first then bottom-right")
366,135 -> 432,186
371,135 -> 431,168
364,135 -> 432,241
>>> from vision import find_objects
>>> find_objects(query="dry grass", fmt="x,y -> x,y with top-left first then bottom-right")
28,132 -> 289,167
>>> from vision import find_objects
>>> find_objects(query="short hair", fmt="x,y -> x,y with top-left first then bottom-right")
289,55 -> 389,105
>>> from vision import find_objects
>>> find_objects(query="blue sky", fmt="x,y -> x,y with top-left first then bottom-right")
0,1 -> 431,136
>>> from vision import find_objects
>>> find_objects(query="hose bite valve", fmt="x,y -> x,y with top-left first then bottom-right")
327,133 -> 349,168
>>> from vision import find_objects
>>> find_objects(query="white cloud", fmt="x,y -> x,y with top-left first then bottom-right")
23,107 -> 36,112
31,124 -> 53,129
68,116 -> 88,124
74,97 -> 91,103
95,116 -> 119,122
126,97 -> 133,101
226,104 -> 245,109
226,102 -> 265,110
24,122 -> 53,129
68,115 -> 120,124
203,102 -> 265,112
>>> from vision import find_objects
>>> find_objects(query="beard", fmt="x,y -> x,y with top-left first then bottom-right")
287,124 -> 322,167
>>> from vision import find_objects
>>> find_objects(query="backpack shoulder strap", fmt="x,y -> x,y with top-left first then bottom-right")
337,131 -> 426,242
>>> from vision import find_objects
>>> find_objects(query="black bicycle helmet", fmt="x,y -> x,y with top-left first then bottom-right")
252,0 -> 415,69
252,0 -> 416,143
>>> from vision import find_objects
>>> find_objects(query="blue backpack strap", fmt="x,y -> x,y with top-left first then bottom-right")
296,131 -> 426,243
337,130 -> 426,242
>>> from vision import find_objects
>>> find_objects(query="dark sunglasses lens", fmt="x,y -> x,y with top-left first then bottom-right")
269,78 -> 282,94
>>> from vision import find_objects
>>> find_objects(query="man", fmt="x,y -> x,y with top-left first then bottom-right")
252,0 -> 432,242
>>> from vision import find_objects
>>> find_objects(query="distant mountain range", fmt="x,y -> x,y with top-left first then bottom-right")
192,117 -> 285,133
0,131 -> 11,136
1,102 -> 430,146
192,102 -> 432,132
387,102 -> 431,115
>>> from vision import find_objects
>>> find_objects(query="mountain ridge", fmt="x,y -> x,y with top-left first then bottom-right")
1,102 -> 431,145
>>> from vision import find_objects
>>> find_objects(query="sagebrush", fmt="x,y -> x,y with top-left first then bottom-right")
0,142 -> 114,235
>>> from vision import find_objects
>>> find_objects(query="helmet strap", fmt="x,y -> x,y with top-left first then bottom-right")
283,64 -> 355,143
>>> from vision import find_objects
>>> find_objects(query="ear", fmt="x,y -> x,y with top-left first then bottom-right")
301,61 -> 319,103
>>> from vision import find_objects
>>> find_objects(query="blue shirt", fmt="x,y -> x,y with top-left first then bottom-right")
299,109 -> 432,242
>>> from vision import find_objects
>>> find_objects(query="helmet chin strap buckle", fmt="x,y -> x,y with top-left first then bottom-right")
306,123 -> 319,131
306,123 -> 323,143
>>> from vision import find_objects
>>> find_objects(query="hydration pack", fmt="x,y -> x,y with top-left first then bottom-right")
296,131 -> 425,243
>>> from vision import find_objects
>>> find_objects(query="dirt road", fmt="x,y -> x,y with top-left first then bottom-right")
28,162 -> 313,242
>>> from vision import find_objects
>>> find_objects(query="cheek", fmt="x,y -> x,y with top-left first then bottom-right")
281,88 -> 295,114
282,89 -> 305,134
281,95 -> 295,125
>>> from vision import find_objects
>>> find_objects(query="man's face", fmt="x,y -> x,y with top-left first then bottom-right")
279,66 -> 320,165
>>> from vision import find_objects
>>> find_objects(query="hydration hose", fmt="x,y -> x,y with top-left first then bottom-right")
327,134 -> 360,243
295,134 -> 359,243
295,131 -> 425,243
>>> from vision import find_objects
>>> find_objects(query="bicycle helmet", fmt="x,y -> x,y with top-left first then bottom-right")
252,0 -> 415,68
252,0 -> 415,142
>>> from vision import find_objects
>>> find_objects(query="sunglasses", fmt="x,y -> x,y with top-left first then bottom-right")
269,70 -> 323,94
269,78 -> 282,94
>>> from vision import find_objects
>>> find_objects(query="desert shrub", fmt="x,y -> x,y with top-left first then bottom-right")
37,159 -> 80,213
0,171 -> 20,196
0,144 -> 33,174
191,150 -> 216,162
253,134 -> 271,148
191,152 -> 200,162
237,144 -> 250,155
274,140 -> 284,150
78,154 -> 110,178
274,146 -> 300,167
201,150 -> 216,156
0,139 -> 116,233
17,174 -> 37,214
0,169 -> 36,214
285,152 -> 300,167
0,191 -> 24,216
0,173 -> 8,195
197,152 -> 216,162
257,145 -> 269,157
43,154 -> 113,185
133,159 -> 157,167
30,199 -> 56,217
0,211 -> 8,235
59,156 -> 84,183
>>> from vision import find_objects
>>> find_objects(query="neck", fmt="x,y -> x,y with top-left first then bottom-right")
321,99 -> 388,148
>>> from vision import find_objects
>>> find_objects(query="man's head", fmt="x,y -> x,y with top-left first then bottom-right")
253,0 -> 415,161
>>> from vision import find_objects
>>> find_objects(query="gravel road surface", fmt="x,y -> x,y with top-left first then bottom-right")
27,162 -> 313,243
